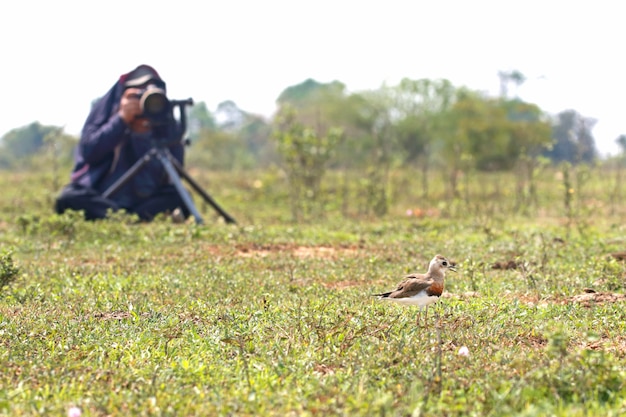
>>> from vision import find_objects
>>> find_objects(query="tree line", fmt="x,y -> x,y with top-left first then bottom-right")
1,74 -> 622,181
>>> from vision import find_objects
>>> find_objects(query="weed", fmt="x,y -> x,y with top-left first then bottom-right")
0,249 -> 20,295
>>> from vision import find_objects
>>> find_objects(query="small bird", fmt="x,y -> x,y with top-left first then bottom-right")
372,254 -> 456,325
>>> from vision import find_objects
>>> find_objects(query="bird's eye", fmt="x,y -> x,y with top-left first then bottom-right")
442,261 -> 448,266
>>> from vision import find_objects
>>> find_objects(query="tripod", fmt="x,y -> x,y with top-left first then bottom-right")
102,99 -> 236,225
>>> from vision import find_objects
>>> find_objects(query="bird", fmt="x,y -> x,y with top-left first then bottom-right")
372,254 -> 457,326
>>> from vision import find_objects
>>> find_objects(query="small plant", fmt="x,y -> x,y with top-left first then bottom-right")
561,162 -> 574,227
0,249 -> 20,295
363,165 -> 388,217
272,105 -> 343,222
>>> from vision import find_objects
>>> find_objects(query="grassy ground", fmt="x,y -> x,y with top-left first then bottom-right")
1,167 -> 626,416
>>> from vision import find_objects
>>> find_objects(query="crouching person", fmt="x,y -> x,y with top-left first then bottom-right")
55,64 -> 189,222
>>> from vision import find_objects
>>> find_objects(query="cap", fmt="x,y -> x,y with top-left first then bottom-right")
124,65 -> 161,87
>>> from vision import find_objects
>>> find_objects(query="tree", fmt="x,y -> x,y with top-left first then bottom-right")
448,91 -> 552,205
545,110 -> 597,163
186,100 -> 276,170
275,78 -> 354,138
498,70 -> 526,98
391,78 -> 457,197
186,129 -> 246,170
354,86 -> 397,216
238,115 -> 275,168
215,100 -> 247,131
276,78 -> 345,107
504,99 -> 553,211
504,100 -> 552,157
615,134 -> 626,155
272,104 -> 343,221
1,122 -> 49,159
611,134 -> 626,209
187,101 -> 216,140
0,122 -> 76,169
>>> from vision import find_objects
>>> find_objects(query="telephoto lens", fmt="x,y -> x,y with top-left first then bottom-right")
140,85 -> 170,122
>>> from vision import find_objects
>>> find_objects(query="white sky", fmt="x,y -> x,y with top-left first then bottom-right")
1,0 -> 624,156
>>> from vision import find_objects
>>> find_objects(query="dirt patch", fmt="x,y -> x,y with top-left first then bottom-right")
93,311 -> 151,320
233,243 -> 361,259
570,291 -> 626,307
513,331 -> 548,348
609,251 -> 626,261
491,260 -> 521,270
442,291 -> 480,300
313,363 -> 336,376
505,290 -> 626,307
321,280 -> 363,290
580,334 -> 626,357
294,246 -> 358,258
512,293 -> 544,305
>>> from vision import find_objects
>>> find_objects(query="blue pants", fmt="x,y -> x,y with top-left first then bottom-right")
55,183 -> 189,221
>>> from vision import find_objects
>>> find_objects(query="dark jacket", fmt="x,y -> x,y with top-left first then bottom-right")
69,65 -> 184,209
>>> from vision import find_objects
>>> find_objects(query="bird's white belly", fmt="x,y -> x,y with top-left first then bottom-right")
386,291 -> 439,307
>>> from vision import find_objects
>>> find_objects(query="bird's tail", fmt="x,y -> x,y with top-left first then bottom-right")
372,292 -> 392,298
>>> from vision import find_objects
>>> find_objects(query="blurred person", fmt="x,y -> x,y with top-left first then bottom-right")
55,65 -> 190,221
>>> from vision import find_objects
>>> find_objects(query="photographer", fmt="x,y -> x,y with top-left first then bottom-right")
55,64 -> 190,222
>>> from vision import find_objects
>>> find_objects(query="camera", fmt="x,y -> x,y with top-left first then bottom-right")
134,84 -> 171,126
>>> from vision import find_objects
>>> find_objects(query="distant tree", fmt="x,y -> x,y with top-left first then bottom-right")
616,134 -> 626,155
457,94 -> 513,170
277,79 -> 395,216
214,100 -> 247,131
329,92 -> 377,169
272,104 -> 343,221
276,78 -> 372,168
611,134 -> 626,208
187,101 -> 216,140
504,99 -> 553,211
545,110 -> 597,163
185,100 -> 276,170
445,89 -> 498,197
354,86 -> 396,216
1,122 -> 49,159
448,91 -> 552,201
392,78 -> 456,160
501,99 -> 553,169
276,78 -> 345,106
276,79 -> 349,127
187,104 -> 275,170
0,122 -> 76,169
391,78 -> 457,197
186,129 -> 248,170
238,115 -> 276,167
498,70 -> 526,98
0,151 -> 9,169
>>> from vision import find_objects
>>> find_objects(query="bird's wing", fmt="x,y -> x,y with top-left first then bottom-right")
387,275 -> 434,299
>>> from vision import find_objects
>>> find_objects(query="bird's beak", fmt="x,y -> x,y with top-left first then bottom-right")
449,264 -> 458,272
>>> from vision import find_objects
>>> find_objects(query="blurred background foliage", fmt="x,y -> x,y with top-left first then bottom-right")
2,73 -> 626,224
3,73 -> 616,172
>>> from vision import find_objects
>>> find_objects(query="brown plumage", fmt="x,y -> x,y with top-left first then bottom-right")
373,254 -> 456,325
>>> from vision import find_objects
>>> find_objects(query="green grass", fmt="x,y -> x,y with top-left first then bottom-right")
1,168 -> 626,416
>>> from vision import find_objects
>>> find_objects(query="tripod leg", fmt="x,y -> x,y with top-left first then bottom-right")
155,150 -> 205,225
167,154 -> 237,224
102,149 -> 156,199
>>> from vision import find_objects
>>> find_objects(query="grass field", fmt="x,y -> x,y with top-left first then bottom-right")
1,166 -> 626,416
